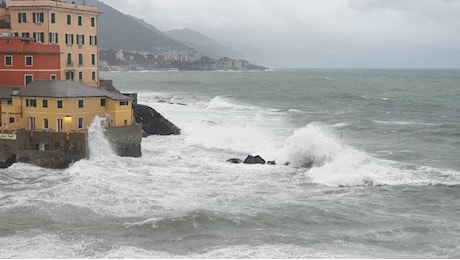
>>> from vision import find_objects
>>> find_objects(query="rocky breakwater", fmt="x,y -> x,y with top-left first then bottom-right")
133,104 -> 181,136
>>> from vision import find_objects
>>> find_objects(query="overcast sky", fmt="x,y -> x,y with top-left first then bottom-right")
104,0 -> 460,68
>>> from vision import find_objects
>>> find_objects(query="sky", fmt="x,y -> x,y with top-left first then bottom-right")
104,0 -> 460,68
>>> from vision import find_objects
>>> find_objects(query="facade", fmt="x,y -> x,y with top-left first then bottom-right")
0,36 -> 61,87
0,0 -> 100,87
1,80 -> 134,132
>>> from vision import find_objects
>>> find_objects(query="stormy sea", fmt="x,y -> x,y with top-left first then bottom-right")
1,69 -> 459,258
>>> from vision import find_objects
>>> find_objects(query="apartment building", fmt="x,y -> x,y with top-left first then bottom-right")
0,35 -> 61,87
0,0 -> 100,87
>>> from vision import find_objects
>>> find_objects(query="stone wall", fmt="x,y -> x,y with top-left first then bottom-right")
105,124 -> 142,157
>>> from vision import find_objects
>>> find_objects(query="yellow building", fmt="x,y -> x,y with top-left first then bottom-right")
0,0 -> 100,87
1,80 -> 134,133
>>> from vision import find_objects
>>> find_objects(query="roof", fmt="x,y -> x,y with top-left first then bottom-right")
0,87 -> 15,99
17,80 -> 132,101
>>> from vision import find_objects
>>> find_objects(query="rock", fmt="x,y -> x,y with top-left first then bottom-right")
243,155 -> 266,164
267,160 -> 276,165
227,158 -> 243,164
133,104 -> 181,136
0,153 -> 16,168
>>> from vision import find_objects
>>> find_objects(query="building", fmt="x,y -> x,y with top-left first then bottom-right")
0,35 -> 61,87
1,80 -> 134,132
0,80 -> 142,168
0,0 -> 100,87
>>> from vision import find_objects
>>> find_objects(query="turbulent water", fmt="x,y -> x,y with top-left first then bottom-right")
1,69 -> 460,258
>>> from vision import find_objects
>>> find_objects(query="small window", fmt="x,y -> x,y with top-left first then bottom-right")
78,16 -> 82,26
43,118 -> 49,129
119,101 -> 129,106
49,32 -> 58,44
50,74 -> 57,80
67,14 -> 71,25
92,71 -> 96,81
25,56 -> 33,66
9,117 -> 15,123
26,99 -> 37,107
91,17 -> 95,27
18,13 -> 27,23
89,35 -> 97,46
78,100 -> 84,108
65,33 -> 74,45
42,99 -> 48,108
33,32 -> 45,43
100,98 -> 106,106
4,56 -> 12,66
25,75 -> 33,85
91,54 -> 96,65
33,12 -> 44,24
7,99 -> 12,106
77,34 -> 84,45
78,53 -> 83,65
51,13 -> 56,24
57,100 -> 63,109
67,53 -> 72,65
78,118 -> 84,129
66,71 -> 74,80
78,71 -> 83,81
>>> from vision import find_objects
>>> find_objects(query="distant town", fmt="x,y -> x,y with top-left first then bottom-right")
99,49 -> 268,71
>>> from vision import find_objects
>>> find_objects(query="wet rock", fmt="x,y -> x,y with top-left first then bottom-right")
0,153 -> 16,168
267,160 -> 277,165
133,104 -> 181,136
227,158 -> 243,164
243,155 -> 266,164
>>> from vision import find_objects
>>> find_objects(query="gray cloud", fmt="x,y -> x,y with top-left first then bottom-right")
104,0 -> 460,68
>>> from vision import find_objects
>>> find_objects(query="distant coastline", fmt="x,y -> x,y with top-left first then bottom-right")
99,49 -> 268,72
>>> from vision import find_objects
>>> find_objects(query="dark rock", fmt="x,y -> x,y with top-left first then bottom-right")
267,160 -> 276,165
227,158 -> 243,164
0,153 -> 16,168
133,104 -> 181,136
300,160 -> 314,168
243,155 -> 266,164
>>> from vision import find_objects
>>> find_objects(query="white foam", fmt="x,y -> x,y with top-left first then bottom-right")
87,116 -> 116,159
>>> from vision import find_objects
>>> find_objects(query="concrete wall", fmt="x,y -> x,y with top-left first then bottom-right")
105,124 -> 142,157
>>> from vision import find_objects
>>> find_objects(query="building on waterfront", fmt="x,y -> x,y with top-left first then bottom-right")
0,35 -> 61,87
0,0 -> 100,87
1,80 -> 134,132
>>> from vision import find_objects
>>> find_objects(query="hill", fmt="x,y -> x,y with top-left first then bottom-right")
165,28 -> 241,59
84,0 -> 191,52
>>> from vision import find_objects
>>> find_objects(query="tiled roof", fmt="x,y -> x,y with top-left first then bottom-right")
18,80 -> 132,101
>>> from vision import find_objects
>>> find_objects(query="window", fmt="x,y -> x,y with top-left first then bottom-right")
67,14 -> 71,25
100,98 -> 106,107
89,35 -> 97,46
78,16 -> 82,26
66,71 -> 74,80
26,99 -> 37,107
51,13 -> 56,24
91,71 -> 96,81
49,32 -> 58,44
65,33 -> 74,45
25,75 -> 33,85
78,100 -> 84,108
50,74 -> 57,80
119,101 -> 129,106
78,53 -> 83,65
57,118 -> 63,132
18,13 -> 27,23
78,118 -> 84,129
4,56 -> 12,66
9,117 -> 14,124
91,17 -> 95,27
29,117 -> 36,131
43,118 -> 49,129
33,32 -> 45,43
78,71 -> 83,81
21,32 -> 30,38
77,34 -> 84,45
7,99 -> 12,106
33,12 -> 44,23
67,53 -> 72,65
57,100 -> 63,109
42,99 -> 48,108
91,54 -> 96,65
25,56 -> 33,66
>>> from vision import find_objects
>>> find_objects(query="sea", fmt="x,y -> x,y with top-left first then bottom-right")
1,68 -> 459,258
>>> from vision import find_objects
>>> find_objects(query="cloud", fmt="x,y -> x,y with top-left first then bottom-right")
103,0 -> 460,68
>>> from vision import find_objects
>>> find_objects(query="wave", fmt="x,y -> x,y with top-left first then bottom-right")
280,123 -> 460,187
373,120 -> 441,127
